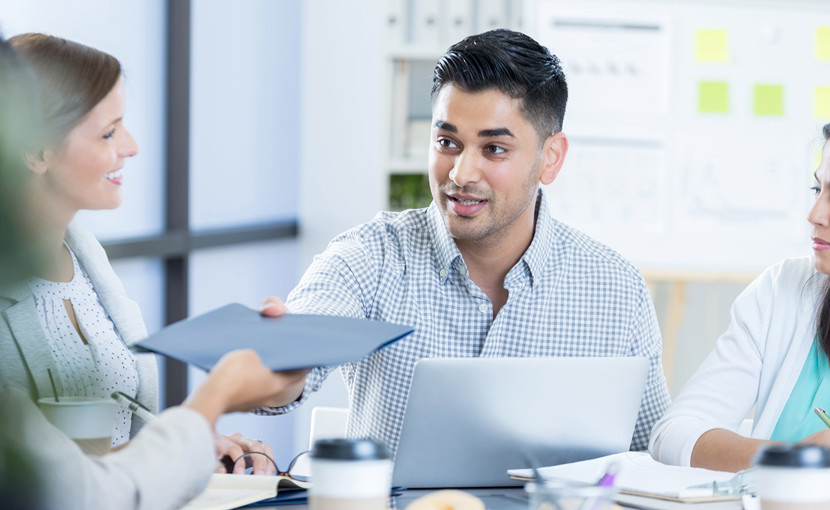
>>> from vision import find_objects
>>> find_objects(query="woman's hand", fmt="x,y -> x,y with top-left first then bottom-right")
184,350 -> 309,426
214,432 -> 276,475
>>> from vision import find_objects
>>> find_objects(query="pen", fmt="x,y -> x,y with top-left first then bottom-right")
814,407 -> 830,428
595,462 -> 619,488
111,391 -> 157,423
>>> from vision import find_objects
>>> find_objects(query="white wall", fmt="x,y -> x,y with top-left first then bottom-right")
190,0 -> 300,230
298,0 -> 387,266
292,0 -> 389,452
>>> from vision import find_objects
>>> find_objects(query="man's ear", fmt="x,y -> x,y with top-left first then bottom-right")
22,148 -> 50,175
539,131 -> 568,186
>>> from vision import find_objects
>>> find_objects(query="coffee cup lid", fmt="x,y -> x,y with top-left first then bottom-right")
754,444 -> 830,468
310,438 -> 390,461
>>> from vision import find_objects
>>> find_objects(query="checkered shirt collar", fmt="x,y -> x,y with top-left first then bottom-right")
426,188 -> 554,288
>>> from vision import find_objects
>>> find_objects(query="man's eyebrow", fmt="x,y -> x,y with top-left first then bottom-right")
433,122 -> 514,138
478,128 -> 514,138
434,120 -> 456,133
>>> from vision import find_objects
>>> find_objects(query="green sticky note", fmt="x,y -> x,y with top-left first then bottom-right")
816,87 -> 830,118
817,27 -> 830,60
753,84 -> 784,116
696,29 -> 729,62
699,82 -> 729,113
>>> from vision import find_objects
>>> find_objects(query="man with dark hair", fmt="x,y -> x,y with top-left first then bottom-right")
431,28 -> 568,137
261,29 -> 670,456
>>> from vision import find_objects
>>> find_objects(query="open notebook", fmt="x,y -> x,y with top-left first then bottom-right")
182,474 -> 405,509
181,474 -> 307,510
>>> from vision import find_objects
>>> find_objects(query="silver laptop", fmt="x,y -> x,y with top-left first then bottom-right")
392,356 -> 649,488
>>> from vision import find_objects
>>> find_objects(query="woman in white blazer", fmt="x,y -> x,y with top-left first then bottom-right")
650,123 -> 830,472
0,33 -> 155,448
0,33 -> 300,473
0,35 -> 307,509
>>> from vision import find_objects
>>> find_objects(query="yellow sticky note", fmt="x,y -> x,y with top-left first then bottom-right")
696,29 -> 729,62
699,82 -> 729,113
816,87 -> 830,118
753,84 -> 784,116
817,27 -> 830,60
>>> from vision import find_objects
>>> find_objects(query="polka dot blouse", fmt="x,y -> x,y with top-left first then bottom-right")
29,246 -> 139,447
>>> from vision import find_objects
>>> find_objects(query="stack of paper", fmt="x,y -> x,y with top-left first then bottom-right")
509,452 -> 745,509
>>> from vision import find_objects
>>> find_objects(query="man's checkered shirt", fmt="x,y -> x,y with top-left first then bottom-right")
257,191 -> 670,455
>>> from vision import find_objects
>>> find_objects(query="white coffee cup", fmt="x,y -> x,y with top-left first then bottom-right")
754,444 -> 830,509
37,396 -> 117,456
309,438 -> 392,510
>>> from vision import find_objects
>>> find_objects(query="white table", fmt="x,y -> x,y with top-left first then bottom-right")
257,487 -> 529,509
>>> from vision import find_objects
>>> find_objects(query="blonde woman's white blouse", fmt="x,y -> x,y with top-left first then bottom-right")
29,246 -> 139,447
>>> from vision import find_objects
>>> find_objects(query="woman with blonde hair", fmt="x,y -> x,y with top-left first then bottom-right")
0,33 -> 305,473
0,33 -> 306,510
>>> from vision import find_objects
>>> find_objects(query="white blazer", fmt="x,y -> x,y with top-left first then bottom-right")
2,384 -> 215,510
0,219 -> 158,437
649,256 -> 823,466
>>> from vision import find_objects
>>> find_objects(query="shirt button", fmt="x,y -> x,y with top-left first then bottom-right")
478,304 -> 488,313
460,267 -> 467,276
439,269 -> 447,278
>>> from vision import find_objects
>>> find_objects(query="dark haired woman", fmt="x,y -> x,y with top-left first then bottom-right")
650,124 -> 830,472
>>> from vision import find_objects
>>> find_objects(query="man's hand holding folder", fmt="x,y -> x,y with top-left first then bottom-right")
257,296 -> 307,407
260,296 -> 289,318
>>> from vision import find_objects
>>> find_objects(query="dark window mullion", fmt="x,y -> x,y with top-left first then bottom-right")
101,220 -> 299,261
163,0 -> 192,408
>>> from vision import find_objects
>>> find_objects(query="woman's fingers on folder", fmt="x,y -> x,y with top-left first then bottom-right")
260,296 -> 288,317
186,350 -> 308,424
209,350 -> 309,412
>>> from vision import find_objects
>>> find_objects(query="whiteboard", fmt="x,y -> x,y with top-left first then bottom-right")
529,0 -> 830,272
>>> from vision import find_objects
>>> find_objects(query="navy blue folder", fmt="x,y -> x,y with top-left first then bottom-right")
135,303 -> 414,372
